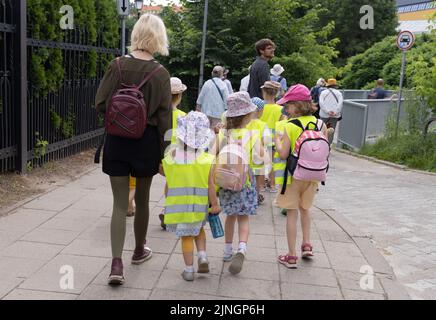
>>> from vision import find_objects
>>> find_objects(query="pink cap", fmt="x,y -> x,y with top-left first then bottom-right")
276,84 -> 312,105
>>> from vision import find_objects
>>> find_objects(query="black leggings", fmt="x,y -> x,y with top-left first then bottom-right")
109,176 -> 153,258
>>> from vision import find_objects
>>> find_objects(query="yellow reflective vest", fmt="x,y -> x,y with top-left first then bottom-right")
246,119 -> 269,175
260,104 -> 282,133
273,119 -> 289,186
282,115 -> 319,185
163,151 -> 214,225
171,109 -> 187,144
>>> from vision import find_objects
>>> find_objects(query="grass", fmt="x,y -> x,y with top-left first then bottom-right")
359,134 -> 436,173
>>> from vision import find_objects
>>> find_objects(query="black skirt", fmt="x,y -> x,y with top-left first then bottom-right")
102,125 -> 160,177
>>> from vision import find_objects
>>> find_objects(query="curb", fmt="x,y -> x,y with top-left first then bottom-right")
333,147 -> 436,177
0,165 -> 100,218
316,206 -> 411,300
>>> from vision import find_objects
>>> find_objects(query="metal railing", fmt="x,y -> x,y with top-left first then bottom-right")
0,0 -> 122,173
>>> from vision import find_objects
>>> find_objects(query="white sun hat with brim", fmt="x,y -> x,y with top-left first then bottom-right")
170,77 -> 187,94
225,91 -> 258,118
270,64 -> 285,77
176,111 -> 214,149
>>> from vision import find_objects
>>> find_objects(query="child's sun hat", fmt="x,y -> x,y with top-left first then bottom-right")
225,91 -> 258,118
176,111 -> 214,149
276,84 -> 311,105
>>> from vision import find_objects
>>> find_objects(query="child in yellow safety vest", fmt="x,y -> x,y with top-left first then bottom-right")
260,81 -> 283,192
159,77 -> 188,230
162,111 -> 220,282
217,92 -> 264,275
274,84 -> 328,269
246,97 -> 271,205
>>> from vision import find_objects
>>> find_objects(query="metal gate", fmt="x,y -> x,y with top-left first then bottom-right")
0,0 -> 121,173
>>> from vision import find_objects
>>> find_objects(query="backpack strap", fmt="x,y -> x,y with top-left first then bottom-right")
115,58 -> 123,84
288,119 -> 304,131
327,89 -> 339,103
136,64 -> 163,90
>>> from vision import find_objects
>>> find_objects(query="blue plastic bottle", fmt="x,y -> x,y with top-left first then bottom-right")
208,214 -> 224,239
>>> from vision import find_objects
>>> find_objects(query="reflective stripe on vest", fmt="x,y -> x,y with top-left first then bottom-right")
165,204 -> 209,214
167,187 -> 208,197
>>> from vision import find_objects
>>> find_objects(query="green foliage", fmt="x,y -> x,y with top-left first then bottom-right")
340,17 -> 436,114
160,0 -> 338,108
360,134 -> 436,172
34,132 -> 49,159
27,0 -> 119,94
339,36 -> 398,89
309,0 -> 398,65
61,111 -> 75,138
50,109 -> 62,130
360,91 -> 435,172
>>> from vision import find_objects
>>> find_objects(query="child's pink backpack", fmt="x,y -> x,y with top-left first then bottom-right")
215,132 -> 251,192
281,118 -> 330,194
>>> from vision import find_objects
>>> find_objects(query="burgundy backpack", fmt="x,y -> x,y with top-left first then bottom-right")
105,57 -> 162,139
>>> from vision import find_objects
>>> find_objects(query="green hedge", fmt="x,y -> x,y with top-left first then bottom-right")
28,0 -> 119,94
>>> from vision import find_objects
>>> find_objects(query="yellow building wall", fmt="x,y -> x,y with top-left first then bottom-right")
399,8 -> 436,21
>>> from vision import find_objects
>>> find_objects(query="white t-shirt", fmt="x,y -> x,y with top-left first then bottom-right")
239,75 -> 250,92
319,88 -> 344,118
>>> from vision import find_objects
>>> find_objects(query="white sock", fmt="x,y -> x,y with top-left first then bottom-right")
224,243 -> 233,255
238,242 -> 247,253
184,265 -> 194,273
198,251 -> 207,259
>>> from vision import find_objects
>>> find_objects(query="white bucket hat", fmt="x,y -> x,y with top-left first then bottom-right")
176,111 -> 214,149
270,64 -> 284,77
170,77 -> 187,94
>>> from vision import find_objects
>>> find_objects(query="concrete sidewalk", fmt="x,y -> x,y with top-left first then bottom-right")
0,162 -> 409,300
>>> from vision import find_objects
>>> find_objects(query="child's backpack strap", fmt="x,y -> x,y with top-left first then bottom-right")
288,119 -> 304,131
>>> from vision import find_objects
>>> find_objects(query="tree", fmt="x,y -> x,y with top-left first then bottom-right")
159,0 -> 339,108
309,0 -> 398,65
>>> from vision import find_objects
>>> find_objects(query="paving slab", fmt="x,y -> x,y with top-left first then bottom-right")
0,156 -> 410,300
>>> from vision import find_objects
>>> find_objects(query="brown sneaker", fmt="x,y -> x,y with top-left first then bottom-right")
108,258 -> 124,285
131,246 -> 153,265
229,251 -> 245,275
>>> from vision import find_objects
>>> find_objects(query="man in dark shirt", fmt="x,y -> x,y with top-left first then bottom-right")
368,79 -> 389,99
248,39 -> 276,99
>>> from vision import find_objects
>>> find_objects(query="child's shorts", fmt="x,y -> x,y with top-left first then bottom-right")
274,179 -> 318,210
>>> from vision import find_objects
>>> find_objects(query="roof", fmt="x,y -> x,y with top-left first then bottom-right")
397,0 -> 431,7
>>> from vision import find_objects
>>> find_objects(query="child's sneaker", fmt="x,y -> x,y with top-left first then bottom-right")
181,270 -> 195,281
229,251 -> 245,275
197,257 -> 210,273
301,243 -> 314,259
223,252 -> 233,262
278,254 -> 298,269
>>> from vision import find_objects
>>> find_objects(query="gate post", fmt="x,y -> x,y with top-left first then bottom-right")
13,0 -> 27,173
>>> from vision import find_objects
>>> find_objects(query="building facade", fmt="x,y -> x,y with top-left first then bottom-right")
397,0 -> 436,33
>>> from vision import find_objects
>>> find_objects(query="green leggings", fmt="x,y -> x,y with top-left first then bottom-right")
109,176 -> 153,258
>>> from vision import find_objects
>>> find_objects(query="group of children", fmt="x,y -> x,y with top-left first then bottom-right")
159,78 -> 328,280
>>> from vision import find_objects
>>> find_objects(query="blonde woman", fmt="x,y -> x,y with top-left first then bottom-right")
95,14 -> 172,285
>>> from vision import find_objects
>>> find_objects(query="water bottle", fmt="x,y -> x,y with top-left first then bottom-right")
208,214 -> 224,239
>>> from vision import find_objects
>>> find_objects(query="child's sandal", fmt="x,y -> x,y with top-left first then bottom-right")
301,243 -> 314,259
278,254 -> 298,269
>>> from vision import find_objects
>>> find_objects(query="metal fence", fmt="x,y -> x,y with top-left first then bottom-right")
0,0 -> 121,173
338,99 -> 406,149
340,90 -> 394,100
